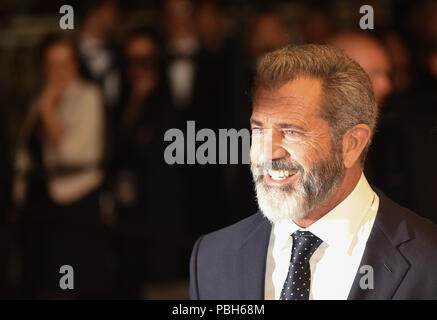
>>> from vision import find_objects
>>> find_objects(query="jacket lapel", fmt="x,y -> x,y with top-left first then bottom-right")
237,214 -> 272,299
348,188 -> 412,299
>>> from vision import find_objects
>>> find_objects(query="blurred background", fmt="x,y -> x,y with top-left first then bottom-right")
0,0 -> 436,299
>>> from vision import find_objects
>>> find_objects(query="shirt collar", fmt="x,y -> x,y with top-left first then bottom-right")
273,173 -> 376,251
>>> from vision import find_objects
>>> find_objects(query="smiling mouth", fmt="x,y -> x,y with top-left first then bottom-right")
266,169 -> 297,181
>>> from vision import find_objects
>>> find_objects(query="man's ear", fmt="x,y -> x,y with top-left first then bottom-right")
342,124 -> 371,168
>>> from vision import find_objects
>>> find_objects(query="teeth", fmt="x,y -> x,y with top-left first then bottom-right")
267,169 -> 293,180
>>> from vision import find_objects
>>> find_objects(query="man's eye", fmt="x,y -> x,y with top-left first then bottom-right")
252,128 -> 263,134
285,130 -> 298,136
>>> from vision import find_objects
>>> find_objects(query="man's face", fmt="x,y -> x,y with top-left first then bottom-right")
250,78 -> 344,223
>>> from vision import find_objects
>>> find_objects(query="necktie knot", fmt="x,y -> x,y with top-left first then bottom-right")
291,230 -> 322,261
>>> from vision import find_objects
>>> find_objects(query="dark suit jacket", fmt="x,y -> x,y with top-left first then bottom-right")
189,188 -> 437,299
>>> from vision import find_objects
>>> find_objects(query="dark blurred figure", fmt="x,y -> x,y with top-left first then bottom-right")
194,0 -> 256,227
111,27 -> 187,298
330,31 -> 392,106
227,8 -> 290,225
408,0 -> 437,80
234,8 -> 290,130
77,0 -> 122,180
381,32 -> 411,95
0,112 -> 13,299
195,0 -> 228,53
248,9 -> 290,66
162,0 -> 230,128
300,4 -> 334,44
162,0 -> 199,114
402,42 -> 437,223
391,68 -> 437,223
160,0 -> 234,243
374,0 -> 437,223
78,0 -> 122,110
13,34 -> 114,298
330,31 -> 413,209
390,48 -> 437,223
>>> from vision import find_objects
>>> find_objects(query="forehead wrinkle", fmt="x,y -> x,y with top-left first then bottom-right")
251,109 -> 312,128
252,100 -> 320,124
253,94 -> 308,109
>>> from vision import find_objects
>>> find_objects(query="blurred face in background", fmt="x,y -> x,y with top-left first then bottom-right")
250,79 -> 344,223
301,9 -> 333,44
163,0 -> 195,41
330,34 -> 392,106
42,41 -> 78,86
86,2 -> 120,41
195,0 -> 225,50
249,12 -> 289,62
125,35 -> 159,96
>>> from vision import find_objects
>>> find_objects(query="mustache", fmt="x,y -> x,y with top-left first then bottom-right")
252,158 -> 305,175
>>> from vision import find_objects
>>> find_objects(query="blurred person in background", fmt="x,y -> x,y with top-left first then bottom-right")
381,32 -> 411,95
77,0 -> 123,183
330,31 -> 412,214
229,7 -> 291,225
13,34 -> 114,298
366,0 -> 437,223
300,3 -> 334,44
329,32 -> 392,107
408,0 -> 437,81
161,0 -> 232,246
77,0 -> 122,111
162,0 -> 230,127
235,7 -> 290,129
193,0 -> 252,228
388,41 -> 437,224
111,27 -> 187,298
195,0 -> 228,54
162,0 -> 199,113
0,112 -> 13,298
248,9 -> 290,67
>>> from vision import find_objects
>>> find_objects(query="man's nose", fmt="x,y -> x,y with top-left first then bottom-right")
255,129 -> 287,163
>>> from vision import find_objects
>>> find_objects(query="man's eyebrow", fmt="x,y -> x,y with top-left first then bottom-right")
250,119 -> 263,126
276,123 -> 307,131
250,119 -> 307,132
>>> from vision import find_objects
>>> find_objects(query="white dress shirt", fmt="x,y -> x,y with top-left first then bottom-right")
264,173 -> 379,300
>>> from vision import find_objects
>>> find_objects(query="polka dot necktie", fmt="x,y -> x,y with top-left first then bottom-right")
280,230 -> 322,300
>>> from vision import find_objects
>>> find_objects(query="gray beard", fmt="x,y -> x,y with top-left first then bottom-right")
251,149 -> 344,224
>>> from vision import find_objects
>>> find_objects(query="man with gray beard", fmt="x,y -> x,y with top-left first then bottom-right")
189,44 -> 437,300
252,148 -> 344,223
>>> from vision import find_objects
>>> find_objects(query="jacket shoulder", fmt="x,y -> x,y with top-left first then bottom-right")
402,206 -> 437,251
376,189 -> 437,253
189,212 -> 270,299
376,192 -> 437,298
199,212 -> 269,251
